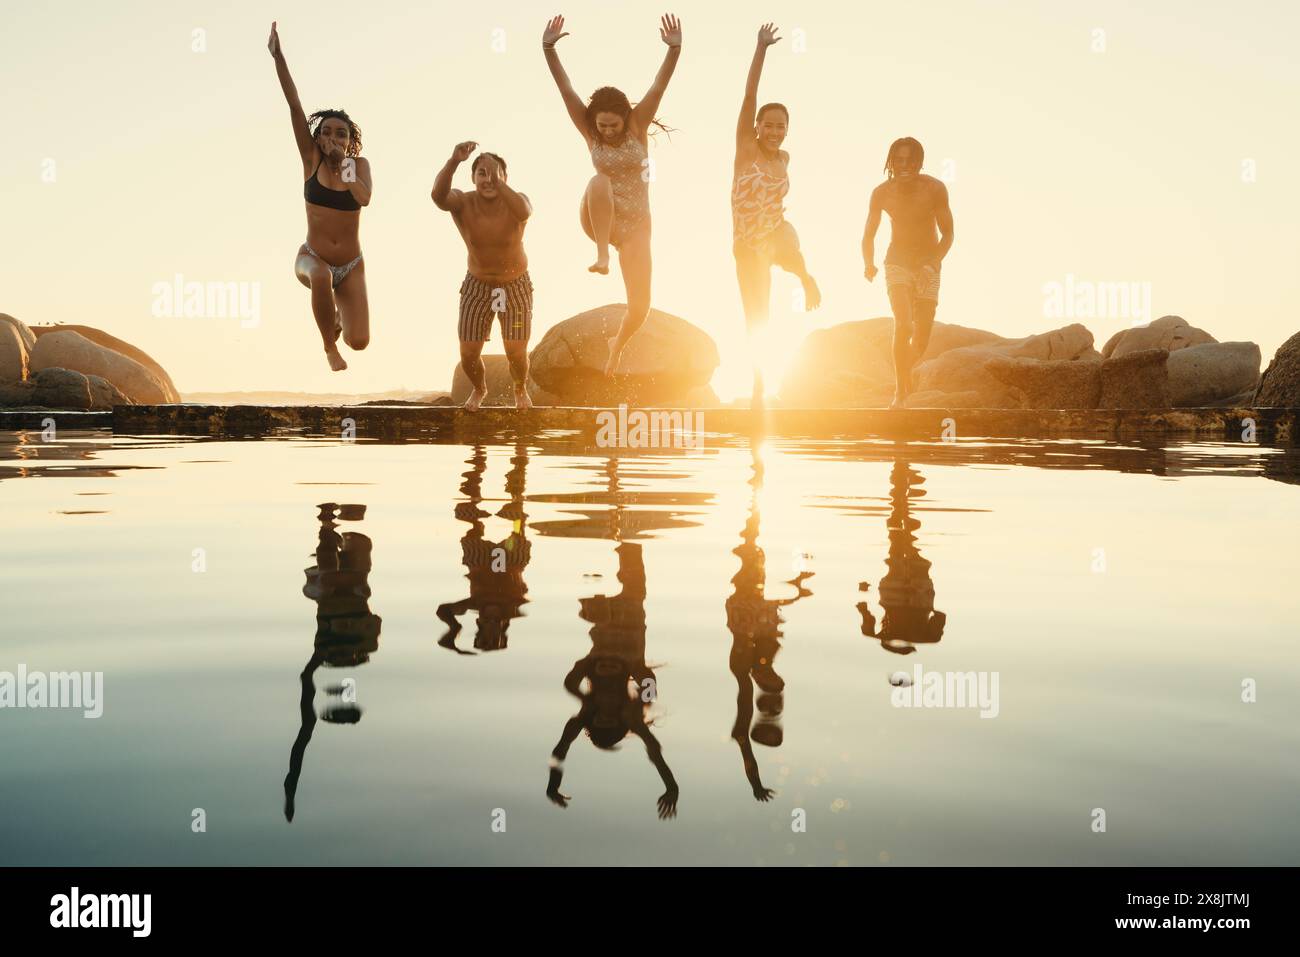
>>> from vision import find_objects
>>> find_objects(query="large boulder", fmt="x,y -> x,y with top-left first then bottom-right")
1097,349 -> 1170,408
86,374 -> 134,410
911,323 -> 1099,407
450,355 -> 519,405
1102,315 -> 1215,359
1166,341 -> 1260,407
447,357 -> 563,407
529,304 -> 719,405
1254,332 -> 1300,408
30,330 -> 172,405
681,384 -> 721,407
985,355 -> 1103,409
0,379 -> 36,406
994,323 -> 1097,361
903,389 -> 986,409
31,367 -> 93,410
30,324 -> 179,402
0,322 -> 28,382
781,317 -> 1003,407
0,314 -> 36,353
912,345 -> 1015,406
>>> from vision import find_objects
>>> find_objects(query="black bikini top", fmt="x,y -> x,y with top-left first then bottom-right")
304,158 -> 361,211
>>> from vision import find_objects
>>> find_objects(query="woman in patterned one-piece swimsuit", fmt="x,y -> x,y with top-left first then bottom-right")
543,13 -> 683,377
731,22 -> 821,406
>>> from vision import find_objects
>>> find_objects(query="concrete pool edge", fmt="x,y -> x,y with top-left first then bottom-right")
1,404 -> 1294,444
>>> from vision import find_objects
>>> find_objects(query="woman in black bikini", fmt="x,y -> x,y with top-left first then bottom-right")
268,22 -> 372,372
542,13 -> 682,377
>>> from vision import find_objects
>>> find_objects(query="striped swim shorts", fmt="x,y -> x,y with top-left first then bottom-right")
884,262 -> 941,304
458,271 -> 533,343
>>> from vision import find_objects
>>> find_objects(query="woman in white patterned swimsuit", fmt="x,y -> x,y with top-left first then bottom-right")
543,13 -> 683,376
732,23 -> 821,403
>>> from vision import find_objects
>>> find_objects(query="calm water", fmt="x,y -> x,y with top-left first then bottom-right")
2,428 -> 1298,866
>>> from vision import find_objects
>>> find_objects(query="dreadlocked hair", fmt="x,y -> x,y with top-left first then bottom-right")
884,136 -> 923,178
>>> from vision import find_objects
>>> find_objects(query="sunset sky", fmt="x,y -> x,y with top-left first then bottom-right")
2,0 -> 1297,399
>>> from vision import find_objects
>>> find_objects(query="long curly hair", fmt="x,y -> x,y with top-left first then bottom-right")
308,109 -> 363,157
584,86 -> 674,140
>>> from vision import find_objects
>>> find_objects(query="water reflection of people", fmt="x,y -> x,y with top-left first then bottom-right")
284,503 -> 382,822
726,446 -> 813,801
436,443 -> 531,653
546,459 -> 679,819
858,457 -> 946,654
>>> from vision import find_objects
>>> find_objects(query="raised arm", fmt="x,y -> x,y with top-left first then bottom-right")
542,16 -> 589,141
546,716 -> 584,808
632,724 -> 679,819
932,180 -> 954,265
863,185 -> 885,281
736,24 -> 780,152
267,22 -> 316,168
631,14 -> 682,133
432,141 -> 474,212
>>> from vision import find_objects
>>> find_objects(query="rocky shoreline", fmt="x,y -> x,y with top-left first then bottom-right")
4,308 -> 1299,414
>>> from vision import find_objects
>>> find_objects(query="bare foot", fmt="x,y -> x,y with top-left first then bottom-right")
513,389 -> 533,410
603,337 -> 623,377
463,388 -> 485,412
888,393 -> 905,410
325,345 -> 348,372
589,251 -> 610,275
801,274 -> 822,311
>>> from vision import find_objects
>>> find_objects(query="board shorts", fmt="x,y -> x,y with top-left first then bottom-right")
458,271 -> 533,343
884,262 -> 941,304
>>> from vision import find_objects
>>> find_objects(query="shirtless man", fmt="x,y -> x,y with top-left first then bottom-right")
432,141 -> 535,410
862,137 -> 955,409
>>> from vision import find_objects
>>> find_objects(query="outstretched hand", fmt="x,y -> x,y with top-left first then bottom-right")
452,140 -> 478,163
757,22 -> 781,47
543,15 -> 570,46
659,13 -> 682,47
267,21 -> 281,57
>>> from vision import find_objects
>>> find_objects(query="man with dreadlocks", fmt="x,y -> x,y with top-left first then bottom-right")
862,137 -> 955,409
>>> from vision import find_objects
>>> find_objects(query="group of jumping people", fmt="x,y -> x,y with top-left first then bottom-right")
269,15 -> 955,411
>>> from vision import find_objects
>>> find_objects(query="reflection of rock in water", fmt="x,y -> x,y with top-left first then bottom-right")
859,460 -> 946,655
1262,448 -> 1300,487
285,503 -> 382,822
437,444 -> 532,653
727,449 -> 813,801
